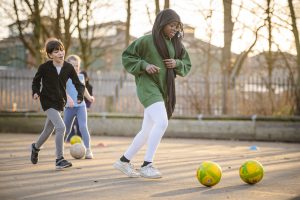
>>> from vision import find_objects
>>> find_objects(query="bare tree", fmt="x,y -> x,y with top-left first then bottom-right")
7,0 -> 78,67
12,0 -> 44,66
76,0 -> 93,70
146,5 -> 154,25
155,0 -> 169,14
74,0 -> 122,70
53,0 -> 77,53
164,0 -> 170,9
230,25 -> 264,79
198,1 -> 218,114
147,0 -> 165,24
155,0 -> 160,15
264,0 -> 276,113
288,0 -> 300,115
222,0 -> 234,76
222,0 -> 234,114
125,0 -> 131,47
75,0 -> 109,70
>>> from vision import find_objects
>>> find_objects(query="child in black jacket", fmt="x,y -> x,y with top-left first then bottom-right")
31,38 -> 85,169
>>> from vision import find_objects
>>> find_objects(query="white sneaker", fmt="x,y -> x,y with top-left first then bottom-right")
140,164 -> 162,179
113,160 -> 140,178
85,148 -> 93,159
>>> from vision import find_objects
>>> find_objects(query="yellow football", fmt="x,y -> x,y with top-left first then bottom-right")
239,160 -> 264,184
70,135 -> 82,145
196,161 -> 222,187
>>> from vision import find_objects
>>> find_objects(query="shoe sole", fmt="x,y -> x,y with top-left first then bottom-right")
113,162 -> 140,178
85,155 -> 94,159
140,173 -> 162,179
56,164 -> 72,170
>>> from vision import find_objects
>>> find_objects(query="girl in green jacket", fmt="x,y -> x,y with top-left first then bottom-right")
114,9 -> 191,179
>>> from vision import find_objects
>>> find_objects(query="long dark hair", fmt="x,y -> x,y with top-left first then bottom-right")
152,9 -> 184,60
152,9 -> 184,119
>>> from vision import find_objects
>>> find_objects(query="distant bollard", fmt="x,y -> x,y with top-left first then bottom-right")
12,103 -> 17,112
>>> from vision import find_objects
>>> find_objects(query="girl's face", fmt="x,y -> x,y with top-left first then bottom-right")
49,49 -> 65,64
69,60 -> 80,73
163,21 -> 180,39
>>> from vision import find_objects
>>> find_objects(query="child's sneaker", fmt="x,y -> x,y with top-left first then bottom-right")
85,148 -> 94,159
140,164 -> 162,179
31,143 -> 40,164
113,160 -> 140,178
56,157 -> 72,169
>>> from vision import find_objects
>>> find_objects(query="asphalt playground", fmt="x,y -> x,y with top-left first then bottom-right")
0,133 -> 300,200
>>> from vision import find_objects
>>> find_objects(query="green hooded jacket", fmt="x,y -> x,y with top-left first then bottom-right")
122,34 -> 192,108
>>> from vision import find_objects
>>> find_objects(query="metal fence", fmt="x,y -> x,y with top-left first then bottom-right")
0,69 -> 295,116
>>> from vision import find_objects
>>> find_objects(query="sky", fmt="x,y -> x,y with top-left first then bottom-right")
92,0 -> 298,55
1,0 -> 299,55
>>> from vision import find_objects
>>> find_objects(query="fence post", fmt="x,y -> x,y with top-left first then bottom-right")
232,76 -> 237,115
222,74 -> 228,115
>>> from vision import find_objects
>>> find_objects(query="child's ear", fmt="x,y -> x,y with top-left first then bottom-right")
47,53 -> 52,59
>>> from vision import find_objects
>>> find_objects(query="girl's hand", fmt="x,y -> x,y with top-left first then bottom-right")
68,98 -> 75,108
146,64 -> 160,74
89,96 -> 95,103
33,93 -> 39,100
163,59 -> 176,68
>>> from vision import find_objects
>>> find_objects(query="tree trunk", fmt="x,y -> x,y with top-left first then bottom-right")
11,0 -> 77,67
288,0 -> 300,115
55,0 -> 63,41
265,0 -> 275,113
155,0 -> 160,15
222,0 -> 234,114
164,0 -> 170,9
205,43 -> 212,115
54,0 -> 72,54
125,0 -> 131,46
76,0 -> 89,69
32,0 -> 42,65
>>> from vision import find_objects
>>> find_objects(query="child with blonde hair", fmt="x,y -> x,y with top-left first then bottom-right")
64,55 -> 95,159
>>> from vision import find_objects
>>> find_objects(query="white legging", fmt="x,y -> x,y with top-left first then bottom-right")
124,101 -> 168,162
